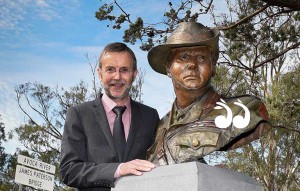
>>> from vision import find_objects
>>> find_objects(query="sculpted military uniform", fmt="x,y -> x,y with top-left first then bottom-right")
147,88 -> 269,166
147,22 -> 271,166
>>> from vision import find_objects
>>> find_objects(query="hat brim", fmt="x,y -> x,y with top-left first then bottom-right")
148,28 -> 219,75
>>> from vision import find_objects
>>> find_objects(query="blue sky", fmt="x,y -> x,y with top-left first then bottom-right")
0,0 -> 222,153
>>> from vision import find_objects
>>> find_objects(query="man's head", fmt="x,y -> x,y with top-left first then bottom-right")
99,42 -> 137,70
167,46 -> 214,91
98,42 -> 138,104
148,22 -> 219,76
148,22 -> 219,95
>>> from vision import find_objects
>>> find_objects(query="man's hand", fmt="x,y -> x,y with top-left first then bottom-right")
119,159 -> 156,176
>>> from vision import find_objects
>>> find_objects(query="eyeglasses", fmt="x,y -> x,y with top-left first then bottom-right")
102,67 -> 133,75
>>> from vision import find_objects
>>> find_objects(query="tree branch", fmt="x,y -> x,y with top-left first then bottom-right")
114,0 -> 132,23
225,70 -> 243,96
218,4 -> 270,30
254,41 -> 300,68
274,125 -> 300,134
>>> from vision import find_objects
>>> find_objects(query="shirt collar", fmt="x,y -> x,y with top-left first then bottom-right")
102,93 -> 131,112
169,88 -> 218,127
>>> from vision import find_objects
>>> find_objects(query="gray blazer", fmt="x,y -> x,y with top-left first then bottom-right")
59,95 -> 159,190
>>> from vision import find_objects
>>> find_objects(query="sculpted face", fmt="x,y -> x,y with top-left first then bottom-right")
167,46 -> 214,91
98,51 -> 137,103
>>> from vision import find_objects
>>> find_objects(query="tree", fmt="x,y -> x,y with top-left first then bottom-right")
95,0 -> 300,60
223,65 -> 300,191
0,115 -> 6,168
0,114 -> 9,190
95,0 -> 300,190
0,115 -> 21,191
211,1 -> 299,190
11,82 -> 83,190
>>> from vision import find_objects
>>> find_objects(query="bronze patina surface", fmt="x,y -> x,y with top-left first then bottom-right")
147,22 -> 271,166
147,89 -> 269,165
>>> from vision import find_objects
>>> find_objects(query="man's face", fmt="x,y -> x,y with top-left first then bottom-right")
98,51 -> 137,102
168,46 -> 214,90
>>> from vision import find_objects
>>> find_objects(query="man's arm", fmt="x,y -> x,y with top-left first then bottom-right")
223,100 -> 272,150
59,106 -> 156,188
226,122 -> 271,150
59,106 -> 119,188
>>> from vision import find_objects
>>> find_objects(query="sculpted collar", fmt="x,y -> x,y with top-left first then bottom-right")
169,88 -> 220,128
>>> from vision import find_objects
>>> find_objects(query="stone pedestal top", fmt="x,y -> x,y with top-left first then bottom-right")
112,162 -> 263,191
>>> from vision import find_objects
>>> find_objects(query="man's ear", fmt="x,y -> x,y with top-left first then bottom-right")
133,69 -> 138,81
211,63 -> 216,77
166,67 -> 171,78
97,68 -> 102,80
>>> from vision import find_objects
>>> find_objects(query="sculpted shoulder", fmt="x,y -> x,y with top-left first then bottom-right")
224,95 -> 263,105
223,95 -> 269,121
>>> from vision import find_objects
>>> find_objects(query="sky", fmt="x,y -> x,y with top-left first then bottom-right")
0,0 -> 222,154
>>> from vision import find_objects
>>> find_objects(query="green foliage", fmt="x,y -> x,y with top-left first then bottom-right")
1,0 -> 300,189
0,115 -> 7,173
0,116 -> 6,142
0,152 -> 19,191
0,117 -> 27,190
95,3 -> 115,21
221,20 -> 299,191
0,116 -> 11,190
211,1 -> 300,190
212,65 -> 250,97
12,81 -> 93,189
123,17 -> 144,44
267,65 -> 300,127
95,1 -> 300,189
95,0 -> 213,50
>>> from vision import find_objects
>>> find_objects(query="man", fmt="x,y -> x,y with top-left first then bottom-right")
147,22 -> 271,166
60,42 -> 159,190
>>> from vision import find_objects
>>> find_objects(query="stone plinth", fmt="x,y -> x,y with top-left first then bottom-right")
112,162 -> 263,191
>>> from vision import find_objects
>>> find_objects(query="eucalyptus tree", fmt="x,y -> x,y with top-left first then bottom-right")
95,0 -> 300,190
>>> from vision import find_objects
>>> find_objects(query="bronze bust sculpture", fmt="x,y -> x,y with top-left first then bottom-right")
147,22 -> 271,166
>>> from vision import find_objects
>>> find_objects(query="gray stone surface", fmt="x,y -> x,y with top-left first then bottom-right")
112,162 -> 264,191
